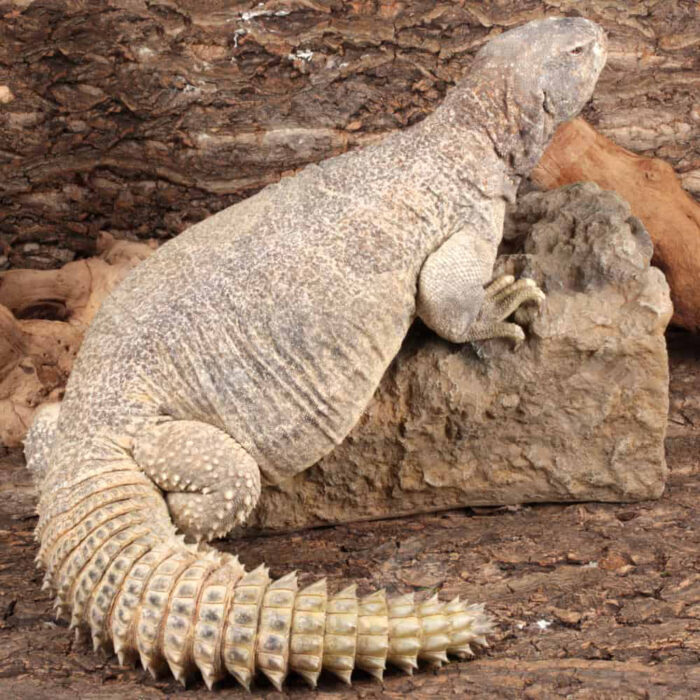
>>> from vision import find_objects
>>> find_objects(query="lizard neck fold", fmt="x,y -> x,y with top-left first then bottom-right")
419,66 -> 558,204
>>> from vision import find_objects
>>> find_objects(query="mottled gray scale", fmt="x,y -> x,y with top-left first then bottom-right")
71,525 -> 150,626
46,498 -> 151,578
38,472 -> 141,536
54,510 -> 147,599
47,507 -> 144,588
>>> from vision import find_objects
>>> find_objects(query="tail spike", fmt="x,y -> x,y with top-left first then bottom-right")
331,667 -> 352,686
53,596 -> 69,621
463,602 -> 494,649
144,659 -> 160,680
322,584 -> 358,684
171,665 -> 187,687
444,596 -> 474,658
201,668 -> 217,691
113,637 -> 138,669
289,578 -> 328,687
91,632 -> 112,655
256,571 -> 298,689
233,668 -> 252,692
417,595 -> 450,666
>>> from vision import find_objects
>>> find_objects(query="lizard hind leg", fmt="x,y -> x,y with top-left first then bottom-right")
465,274 -> 546,345
132,420 -> 261,542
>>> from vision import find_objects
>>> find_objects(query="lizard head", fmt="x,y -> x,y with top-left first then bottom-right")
474,16 -> 608,126
472,17 -> 607,126
446,17 -> 607,178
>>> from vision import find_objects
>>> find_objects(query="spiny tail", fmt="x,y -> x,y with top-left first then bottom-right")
32,457 -> 492,690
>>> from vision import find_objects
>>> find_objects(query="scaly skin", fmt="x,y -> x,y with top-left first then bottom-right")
26,18 -> 607,690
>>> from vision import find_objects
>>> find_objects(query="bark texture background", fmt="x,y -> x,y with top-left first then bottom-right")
1,0 -> 698,271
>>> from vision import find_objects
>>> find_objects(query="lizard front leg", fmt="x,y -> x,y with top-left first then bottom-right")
417,227 -> 544,345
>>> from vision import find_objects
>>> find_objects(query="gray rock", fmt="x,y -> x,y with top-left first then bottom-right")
242,183 -> 673,533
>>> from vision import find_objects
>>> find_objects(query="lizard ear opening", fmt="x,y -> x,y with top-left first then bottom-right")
542,90 -> 556,118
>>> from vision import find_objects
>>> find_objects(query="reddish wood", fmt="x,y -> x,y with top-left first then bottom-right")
533,118 -> 700,331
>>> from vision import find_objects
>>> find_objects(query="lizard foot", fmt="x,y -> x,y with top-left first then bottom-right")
463,274 -> 545,346
133,420 -> 261,542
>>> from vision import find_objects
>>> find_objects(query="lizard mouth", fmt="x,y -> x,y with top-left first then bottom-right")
541,89 -> 557,138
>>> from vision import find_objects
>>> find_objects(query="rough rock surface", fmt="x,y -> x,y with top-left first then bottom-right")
533,118 -> 700,332
244,183 -> 673,533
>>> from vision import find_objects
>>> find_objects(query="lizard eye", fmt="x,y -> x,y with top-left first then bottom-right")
569,45 -> 585,56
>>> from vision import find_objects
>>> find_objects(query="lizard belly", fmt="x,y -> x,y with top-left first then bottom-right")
209,277 -> 416,484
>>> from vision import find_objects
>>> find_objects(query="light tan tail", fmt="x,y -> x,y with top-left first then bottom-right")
34,463 -> 491,690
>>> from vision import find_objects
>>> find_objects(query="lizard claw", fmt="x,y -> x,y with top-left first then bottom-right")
464,274 -> 545,345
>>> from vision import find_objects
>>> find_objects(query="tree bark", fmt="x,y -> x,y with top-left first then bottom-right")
1,0 -> 698,269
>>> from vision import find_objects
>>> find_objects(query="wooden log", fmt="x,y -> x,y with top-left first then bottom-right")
0,233 -> 156,328
533,118 -> 700,331
1,1 -> 698,269
0,303 -> 81,447
0,234 -> 157,446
